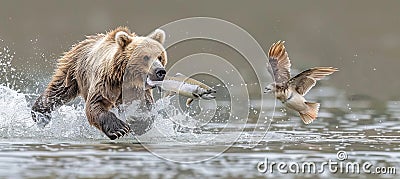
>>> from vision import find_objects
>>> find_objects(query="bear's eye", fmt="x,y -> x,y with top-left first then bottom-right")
157,56 -> 162,61
143,55 -> 150,61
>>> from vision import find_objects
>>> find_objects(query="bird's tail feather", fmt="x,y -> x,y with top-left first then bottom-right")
299,102 -> 320,124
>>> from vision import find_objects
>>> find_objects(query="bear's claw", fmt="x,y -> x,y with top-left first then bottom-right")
106,122 -> 131,140
122,127 -> 130,134
99,112 -> 131,140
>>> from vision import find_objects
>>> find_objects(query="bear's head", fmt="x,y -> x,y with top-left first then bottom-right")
113,28 -> 167,90
108,28 -> 167,107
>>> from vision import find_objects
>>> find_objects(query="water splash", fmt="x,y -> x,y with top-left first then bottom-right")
0,85 -> 103,140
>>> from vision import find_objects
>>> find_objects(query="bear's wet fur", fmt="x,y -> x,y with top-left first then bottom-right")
31,27 -> 167,140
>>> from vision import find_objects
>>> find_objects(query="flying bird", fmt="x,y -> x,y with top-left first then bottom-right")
264,41 -> 338,124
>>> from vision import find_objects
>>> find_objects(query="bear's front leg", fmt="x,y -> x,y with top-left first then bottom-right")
31,77 -> 78,127
86,94 -> 131,140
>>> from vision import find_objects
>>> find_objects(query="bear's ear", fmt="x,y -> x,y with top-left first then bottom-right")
147,29 -> 165,44
115,31 -> 132,48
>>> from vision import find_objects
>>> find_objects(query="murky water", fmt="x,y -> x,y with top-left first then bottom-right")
0,82 -> 399,178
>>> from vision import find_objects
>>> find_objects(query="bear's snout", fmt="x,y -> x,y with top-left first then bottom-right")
155,68 -> 166,81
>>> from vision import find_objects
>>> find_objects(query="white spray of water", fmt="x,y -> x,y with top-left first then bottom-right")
0,85 -> 104,140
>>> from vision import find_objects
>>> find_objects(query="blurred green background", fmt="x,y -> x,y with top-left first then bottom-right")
1,0 -> 399,100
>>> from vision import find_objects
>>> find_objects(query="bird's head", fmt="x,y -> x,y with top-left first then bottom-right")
264,82 -> 287,93
264,83 -> 276,93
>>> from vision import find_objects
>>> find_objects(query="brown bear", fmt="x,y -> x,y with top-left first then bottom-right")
31,27 -> 167,140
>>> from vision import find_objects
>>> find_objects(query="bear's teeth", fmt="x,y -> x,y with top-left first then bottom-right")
146,77 -> 155,86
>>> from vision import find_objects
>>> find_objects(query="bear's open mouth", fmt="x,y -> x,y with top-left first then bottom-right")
145,77 -> 161,90
146,77 -> 154,88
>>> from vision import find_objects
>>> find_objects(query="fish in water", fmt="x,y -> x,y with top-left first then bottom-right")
147,73 -> 216,107
264,41 -> 338,124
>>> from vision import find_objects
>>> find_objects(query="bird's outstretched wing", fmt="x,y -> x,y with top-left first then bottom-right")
289,67 -> 338,96
267,41 -> 291,84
